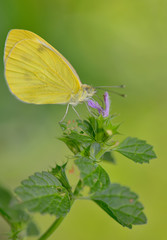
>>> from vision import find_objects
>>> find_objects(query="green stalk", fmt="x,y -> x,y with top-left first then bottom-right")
38,199 -> 75,240
38,216 -> 64,240
95,146 -> 111,160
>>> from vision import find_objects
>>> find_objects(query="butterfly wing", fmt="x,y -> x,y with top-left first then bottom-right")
4,29 -> 81,81
4,29 -> 81,104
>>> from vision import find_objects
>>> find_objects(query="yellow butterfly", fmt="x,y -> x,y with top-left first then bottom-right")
4,29 -> 96,120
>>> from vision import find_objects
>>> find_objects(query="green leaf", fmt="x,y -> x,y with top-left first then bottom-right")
115,137 -> 157,163
59,116 -> 121,158
75,157 -> 110,193
59,122 -> 68,131
50,163 -> 72,195
90,115 -> 106,142
92,184 -> 147,228
66,131 -> 93,143
59,136 -> 81,154
0,185 -> 29,239
15,172 -> 71,217
103,119 -> 120,137
26,221 -> 39,236
59,128 -> 93,155
77,120 -> 95,138
88,115 -> 120,143
0,186 -> 29,224
101,151 -> 116,164
74,158 -> 147,228
90,142 -> 101,159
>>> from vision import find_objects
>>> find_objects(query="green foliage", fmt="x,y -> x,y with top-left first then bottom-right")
0,186 -> 38,239
115,137 -> 157,163
26,221 -> 39,236
60,116 -> 120,161
75,157 -> 110,193
58,115 -> 156,229
92,185 -> 147,228
15,172 -> 71,217
50,163 -> 72,195
74,157 -> 146,228
0,108 -> 156,239
101,151 -> 116,163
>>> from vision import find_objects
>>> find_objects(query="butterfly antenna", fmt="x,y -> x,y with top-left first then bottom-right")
96,85 -> 126,89
96,87 -> 127,98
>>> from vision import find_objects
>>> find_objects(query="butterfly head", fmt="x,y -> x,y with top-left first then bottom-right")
81,84 -> 96,99
70,84 -> 96,105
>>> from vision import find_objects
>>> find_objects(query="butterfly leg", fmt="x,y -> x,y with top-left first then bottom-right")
72,106 -> 81,119
85,102 -> 97,117
59,104 -> 70,123
94,94 -> 104,109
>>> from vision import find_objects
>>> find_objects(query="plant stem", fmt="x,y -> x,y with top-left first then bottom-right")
96,146 -> 111,160
38,216 -> 64,240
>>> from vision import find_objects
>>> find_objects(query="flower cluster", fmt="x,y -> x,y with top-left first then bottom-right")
87,92 -> 110,117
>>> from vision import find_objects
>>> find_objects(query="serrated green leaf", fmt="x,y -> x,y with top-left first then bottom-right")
15,172 -> 71,217
50,163 -> 72,195
92,184 -> 147,228
75,157 -> 110,193
115,137 -> 157,163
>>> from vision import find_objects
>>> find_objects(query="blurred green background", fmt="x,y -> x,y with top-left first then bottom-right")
0,0 -> 167,239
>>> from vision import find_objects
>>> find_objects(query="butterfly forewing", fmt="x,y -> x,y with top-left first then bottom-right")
4,31 -> 81,104
4,29 -> 81,82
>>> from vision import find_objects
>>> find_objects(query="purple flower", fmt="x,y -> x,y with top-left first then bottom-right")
87,100 -> 103,114
103,92 -> 110,117
88,92 -> 110,117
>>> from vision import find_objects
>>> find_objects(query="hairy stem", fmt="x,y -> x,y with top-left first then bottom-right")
38,216 -> 64,240
38,198 -> 75,240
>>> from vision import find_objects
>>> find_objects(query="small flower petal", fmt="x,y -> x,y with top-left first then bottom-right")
87,100 -> 103,114
87,92 -> 110,118
102,92 -> 110,117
